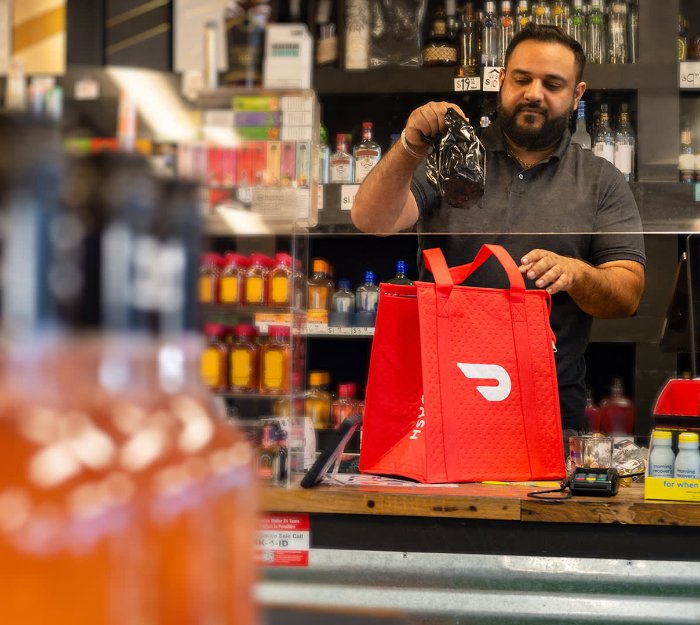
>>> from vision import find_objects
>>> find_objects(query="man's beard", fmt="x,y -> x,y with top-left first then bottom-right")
497,96 -> 572,150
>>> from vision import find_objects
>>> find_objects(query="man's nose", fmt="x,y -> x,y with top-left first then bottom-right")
524,80 -> 544,102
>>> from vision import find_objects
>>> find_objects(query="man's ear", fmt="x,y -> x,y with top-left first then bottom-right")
573,81 -> 587,110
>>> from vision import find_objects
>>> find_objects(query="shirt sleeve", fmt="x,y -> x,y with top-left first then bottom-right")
411,159 -> 440,219
590,162 -> 646,267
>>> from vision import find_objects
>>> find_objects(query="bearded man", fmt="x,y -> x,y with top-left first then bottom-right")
351,24 -> 646,439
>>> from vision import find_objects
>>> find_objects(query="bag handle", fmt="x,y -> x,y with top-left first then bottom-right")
423,244 -> 526,303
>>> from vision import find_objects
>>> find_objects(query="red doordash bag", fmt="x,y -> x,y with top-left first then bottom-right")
359,244 -> 565,483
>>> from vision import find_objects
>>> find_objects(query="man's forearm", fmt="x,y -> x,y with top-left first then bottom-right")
351,142 -> 421,234
568,261 -> 645,319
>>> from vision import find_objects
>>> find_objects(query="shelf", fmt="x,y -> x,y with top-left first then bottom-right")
306,327 -> 374,338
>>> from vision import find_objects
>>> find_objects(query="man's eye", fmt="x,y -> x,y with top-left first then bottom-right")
546,83 -> 563,90
514,78 -> 529,84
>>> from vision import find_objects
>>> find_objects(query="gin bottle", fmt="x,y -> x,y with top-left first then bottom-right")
593,104 -> 614,165
568,0 -> 587,53
330,133 -> 354,183
550,0 -> 566,30
607,0 -> 627,64
353,121 -> 381,183
456,2 -> 480,77
480,1 -> 499,67
498,1 -> 514,67
515,0 -> 531,33
587,0 -> 605,64
571,100 -> 591,150
531,0 -> 549,25
386,260 -> 414,285
331,280 -> 355,313
614,103 -> 635,182
356,270 -> 379,312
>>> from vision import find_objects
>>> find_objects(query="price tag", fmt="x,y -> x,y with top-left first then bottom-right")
317,183 -> 324,210
254,312 -> 292,334
327,326 -> 352,336
482,67 -> 503,92
340,184 -> 359,210
74,77 -> 100,101
680,61 -> 700,89
453,77 -> 481,92
351,327 -> 375,336
256,514 -> 310,567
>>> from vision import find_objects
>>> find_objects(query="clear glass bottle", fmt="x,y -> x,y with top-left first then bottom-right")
587,0 -> 605,64
531,0 -> 550,25
259,325 -> 291,394
599,377 -> 635,436
679,123 -> 694,184
627,0 -> 638,63
550,0 -> 566,29
332,280 -> 356,312
331,383 -> 358,429
353,121 -> 382,183
355,270 -> 380,313
515,0 -> 531,33
480,1 -> 499,67
228,323 -> 259,393
307,258 -> 335,311
614,103 -> 635,182
243,252 -> 273,306
268,252 -> 293,307
679,13 -> 688,62
607,0 -> 627,64
456,2 -> 480,77
422,5 -> 458,67
498,1 -> 514,67
305,371 -> 332,430
319,124 -> 330,184
593,103 -> 615,165
571,100 -> 591,150
648,430 -> 675,478
219,252 -> 249,305
200,323 -> 229,392
329,133 -> 354,183
314,0 -> 338,67
568,0 -> 587,54
674,432 -> 700,479
386,260 -> 414,285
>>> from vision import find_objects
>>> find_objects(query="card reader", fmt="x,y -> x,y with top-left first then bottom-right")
569,467 -> 620,497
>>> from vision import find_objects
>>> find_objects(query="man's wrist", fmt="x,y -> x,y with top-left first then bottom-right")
400,129 -> 431,160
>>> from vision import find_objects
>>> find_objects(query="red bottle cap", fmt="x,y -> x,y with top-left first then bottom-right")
222,252 -> 249,268
338,383 -> 354,398
233,323 -> 258,338
202,323 -> 226,337
274,252 -> 293,267
267,325 -> 291,338
249,252 -> 275,268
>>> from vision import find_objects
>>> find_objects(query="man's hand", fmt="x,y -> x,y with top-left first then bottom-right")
404,102 -> 468,153
519,248 -> 645,319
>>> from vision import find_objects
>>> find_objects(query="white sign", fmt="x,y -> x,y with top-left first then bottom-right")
483,67 -> 503,92
256,514 -> 310,567
680,61 -> 700,89
453,76 -> 481,92
74,78 -> 100,101
340,184 -> 359,211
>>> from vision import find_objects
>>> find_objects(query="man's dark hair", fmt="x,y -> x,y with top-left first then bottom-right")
504,24 -> 586,84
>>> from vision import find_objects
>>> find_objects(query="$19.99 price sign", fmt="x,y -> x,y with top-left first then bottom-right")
255,514 -> 310,567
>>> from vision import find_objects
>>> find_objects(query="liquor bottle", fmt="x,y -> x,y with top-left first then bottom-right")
329,133 -> 354,183
550,0 -> 566,30
268,252 -> 293,307
607,0 -> 627,64
329,279 -> 355,327
679,13 -> 688,61
480,1 -> 499,67
331,383 -> 358,428
319,124 -> 330,184
648,430 -> 675,478
627,0 -> 638,63
515,0 -> 531,34
345,0 -> 370,69
224,0 -> 272,86
568,0 -> 587,54
243,253 -> 274,305
593,104 -> 614,165
587,0 -> 605,64
219,253 -> 249,305
674,432 -> 700,479
614,103 -> 635,182
200,323 -> 229,392
307,258 -> 335,311
456,2 -> 480,77
353,121 -> 382,183
679,123 -> 694,184
259,325 -> 291,394
422,5 -> 458,67
599,378 -> 635,436
315,0 -> 338,67
229,324 -> 259,393
386,260 -> 414,285
355,270 -> 380,313
571,100 -> 591,150
305,371 -> 332,429
257,422 -> 281,481
498,1 -> 514,67
584,389 -> 601,433
531,0 -> 549,25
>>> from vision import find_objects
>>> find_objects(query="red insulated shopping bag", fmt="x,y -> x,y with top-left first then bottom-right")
360,244 -> 565,483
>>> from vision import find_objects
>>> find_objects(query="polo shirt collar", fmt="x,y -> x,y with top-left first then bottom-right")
481,117 -> 571,163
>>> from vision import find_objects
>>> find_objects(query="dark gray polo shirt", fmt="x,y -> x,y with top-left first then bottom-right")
410,118 -> 646,430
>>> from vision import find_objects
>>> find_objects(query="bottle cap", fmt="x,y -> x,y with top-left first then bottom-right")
223,252 -> 248,268
309,371 -> 324,386
320,371 -> 331,386
312,258 -> 327,274
652,430 -> 673,440
396,260 -> 407,275
679,432 -> 699,445
202,322 -> 226,337
362,121 -> 373,130
338,383 -> 353,398
201,252 -> 221,267
338,279 -> 352,290
364,270 -> 376,284
249,252 -> 274,267
267,325 -> 291,338
274,252 -> 293,266
233,323 -> 257,338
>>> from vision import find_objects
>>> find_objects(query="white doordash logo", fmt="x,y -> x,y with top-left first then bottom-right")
457,364 -> 511,401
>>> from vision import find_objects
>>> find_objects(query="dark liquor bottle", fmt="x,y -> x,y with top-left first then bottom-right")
422,5 -> 458,67
224,0 -> 272,86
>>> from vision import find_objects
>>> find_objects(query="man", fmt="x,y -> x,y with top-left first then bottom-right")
351,25 -> 646,439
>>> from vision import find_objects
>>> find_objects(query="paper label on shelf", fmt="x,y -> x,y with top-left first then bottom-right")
256,514 -> 310,567
74,77 -> 100,101
305,309 -> 329,333
482,67 -> 503,91
341,184 -> 359,210
317,184 -> 324,210
254,312 -> 292,334
680,61 -> 700,89
453,77 -> 481,92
